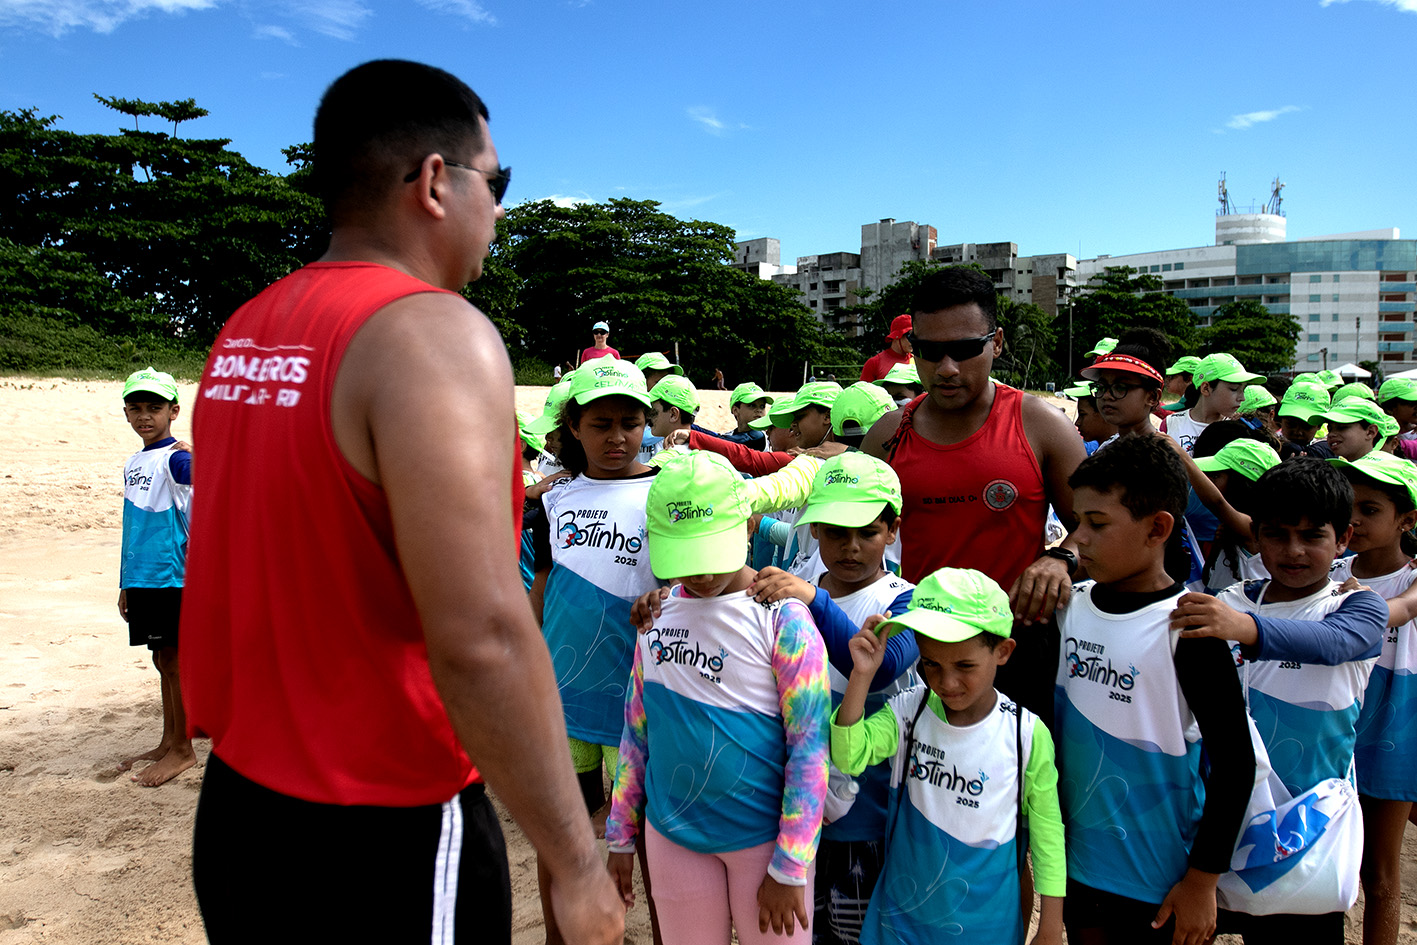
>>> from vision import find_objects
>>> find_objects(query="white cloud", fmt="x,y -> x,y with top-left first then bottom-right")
688,106 -> 728,135
1321,0 -> 1417,13
253,22 -> 294,42
284,0 -> 370,40
660,191 -> 727,211
542,193 -> 592,208
0,0 -> 217,36
1225,105 -> 1302,131
413,0 -> 494,25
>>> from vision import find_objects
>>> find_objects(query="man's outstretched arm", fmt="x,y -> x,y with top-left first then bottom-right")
336,292 -> 623,945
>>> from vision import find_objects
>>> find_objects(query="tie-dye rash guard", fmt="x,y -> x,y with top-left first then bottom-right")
606,588 -> 830,885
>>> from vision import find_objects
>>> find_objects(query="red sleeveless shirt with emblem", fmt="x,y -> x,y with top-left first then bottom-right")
886,384 -> 1047,589
181,262 -> 524,806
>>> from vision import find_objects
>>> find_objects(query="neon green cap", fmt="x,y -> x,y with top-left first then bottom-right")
764,381 -> 843,429
872,363 -> 923,389
799,453 -> 902,528
1165,356 -> 1202,377
830,382 -> 894,438
649,374 -> 701,416
123,367 -> 179,404
1239,386 -> 1277,412
729,382 -> 775,407
1276,381 -> 1331,421
1318,399 -> 1394,430
524,382 -> 575,435
748,414 -> 776,431
1292,372 -> 1323,386
875,568 -> 1012,642
1378,377 -> 1417,404
1193,439 -> 1280,482
635,351 -> 684,376
1085,338 -> 1118,358
1317,369 -> 1344,389
645,452 -> 752,579
1332,382 -> 1375,404
1194,352 -> 1266,387
1329,450 -> 1417,510
517,411 -> 545,455
567,356 -> 653,408
1061,382 -> 1095,398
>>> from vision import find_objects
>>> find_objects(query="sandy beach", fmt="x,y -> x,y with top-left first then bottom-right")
1,376 -> 1412,943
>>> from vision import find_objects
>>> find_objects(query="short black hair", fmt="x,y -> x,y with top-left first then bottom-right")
1251,458 -> 1353,534
1263,376 -> 1292,400
1110,327 -> 1171,388
1069,434 -> 1188,523
1191,419 -> 1270,460
314,59 -> 489,220
911,267 -> 997,331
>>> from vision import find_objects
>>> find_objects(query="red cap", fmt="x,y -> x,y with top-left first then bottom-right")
1080,353 -> 1165,385
887,314 -> 913,340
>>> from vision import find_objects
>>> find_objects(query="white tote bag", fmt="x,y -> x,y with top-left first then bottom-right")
1214,709 -> 1364,915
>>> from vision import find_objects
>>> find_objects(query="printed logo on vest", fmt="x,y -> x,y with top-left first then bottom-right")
556,509 -> 645,554
983,479 -> 1018,511
647,626 -> 726,683
908,740 -> 990,806
1064,636 -> 1139,704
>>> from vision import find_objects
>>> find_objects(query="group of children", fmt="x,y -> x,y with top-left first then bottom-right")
112,336 -> 1413,944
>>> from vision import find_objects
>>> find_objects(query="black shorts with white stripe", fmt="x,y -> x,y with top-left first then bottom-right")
193,753 -> 512,945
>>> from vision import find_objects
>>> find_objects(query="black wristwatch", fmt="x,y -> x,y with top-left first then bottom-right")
1042,547 -> 1078,575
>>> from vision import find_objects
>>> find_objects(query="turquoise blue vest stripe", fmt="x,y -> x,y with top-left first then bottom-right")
1355,667 -> 1417,800
642,679 -> 786,854
543,564 -> 638,746
1248,688 -> 1361,798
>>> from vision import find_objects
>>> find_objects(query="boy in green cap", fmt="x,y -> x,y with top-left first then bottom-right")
1164,353 -> 1265,455
872,362 -> 924,408
647,374 -> 701,466
117,367 -> 196,787
1163,355 -> 1202,407
605,451 -> 829,944
750,452 -> 917,943
634,350 -> 684,391
1276,380 -> 1336,459
1236,385 -> 1278,436
1320,398 -> 1399,462
711,382 -> 775,450
832,566 -> 1064,945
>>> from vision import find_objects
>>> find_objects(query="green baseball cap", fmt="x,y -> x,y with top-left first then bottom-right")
649,374 -> 701,416
875,568 -> 1012,643
1317,370 -> 1344,389
645,451 -> 753,579
872,362 -> 923,390
567,356 -> 653,408
798,453 -> 903,528
1194,439 -> 1280,482
764,381 -> 843,429
1329,450 -> 1417,510
1194,353 -> 1266,387
123,367 -> 179,403
1165,356 -> 1202,377
1085,338 -> 1118,358
830,382 -> 895,438
1061,382 -> 1095,398
524,382 -> 575,435
1332,382 -> 1375,404
517,410 -> 545,455
1239,385 -> 1277,413
635,351 -> 684,376
1277,381 -> 1332,421
1318,399 -> 1400,437
1292,372 -> 1323,385
1377,377 -> 1417,404
747,414 -> 776,431
729,382 -> 775,408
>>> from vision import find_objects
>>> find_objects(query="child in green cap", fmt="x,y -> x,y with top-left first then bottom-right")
604,451 -> 830,945
749,452 -> 918,943
527,357 -> 664,938
833,566 -> 1064,945
117,367 -> 196,786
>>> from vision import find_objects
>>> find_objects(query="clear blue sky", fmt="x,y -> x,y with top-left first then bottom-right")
3,0 -> 1413,264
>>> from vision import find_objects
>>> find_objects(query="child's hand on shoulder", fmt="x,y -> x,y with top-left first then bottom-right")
849,618 -> 890,677
629,586 -> 672,633
757,874 -> 807,936
1169,592 -> 1258,646
605,851 -> 635,910
750,567 -> 816,607
525,469 -> 573,501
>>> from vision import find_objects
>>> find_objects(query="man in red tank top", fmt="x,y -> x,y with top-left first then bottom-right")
863,267 -> 1086,726
180,60 -> 622,945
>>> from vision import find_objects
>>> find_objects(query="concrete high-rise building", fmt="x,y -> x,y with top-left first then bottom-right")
771,253 -> 865,334
860,219 -> 937,292
731,238 -> 796,279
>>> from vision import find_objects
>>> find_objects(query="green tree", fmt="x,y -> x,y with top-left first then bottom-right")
1199,298 -> 1299,374
995,296 -> 1059,391
1061,266 -> 1198,374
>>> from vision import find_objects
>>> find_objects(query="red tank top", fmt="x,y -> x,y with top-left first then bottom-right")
181,262 -> 524,806
887,384 -> 1046,590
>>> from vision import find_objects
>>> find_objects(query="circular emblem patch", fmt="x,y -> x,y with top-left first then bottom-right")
983,479 -> 1018,511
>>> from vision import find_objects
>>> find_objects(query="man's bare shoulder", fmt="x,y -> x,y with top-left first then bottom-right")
1019,391 -> 1086,459
351,291 -> 511,382
862,407 -> 905,460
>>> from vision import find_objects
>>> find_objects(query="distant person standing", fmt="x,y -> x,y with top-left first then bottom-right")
580,320 -> 620,364
713,366 -> 725,390
860,314 -> 914,382
180,59 -> 622,945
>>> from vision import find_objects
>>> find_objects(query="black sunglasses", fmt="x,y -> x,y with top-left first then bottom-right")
906,332 -> 995,364
403,160 -> 512,205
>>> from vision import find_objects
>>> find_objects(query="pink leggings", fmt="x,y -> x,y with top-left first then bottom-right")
645,822 -> 814,945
